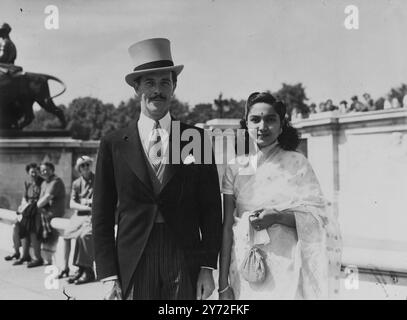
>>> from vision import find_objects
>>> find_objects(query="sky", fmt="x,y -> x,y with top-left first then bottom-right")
1,0 -> 407,108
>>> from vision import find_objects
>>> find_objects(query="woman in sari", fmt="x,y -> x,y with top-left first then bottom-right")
218,92 -> 342,300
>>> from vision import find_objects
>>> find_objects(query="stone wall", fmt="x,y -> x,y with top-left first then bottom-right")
0,137 -> 99,216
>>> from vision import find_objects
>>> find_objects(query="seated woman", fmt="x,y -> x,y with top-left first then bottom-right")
218,92 -> 342,300
7,163 -> 43,264
58,156 -> 95,285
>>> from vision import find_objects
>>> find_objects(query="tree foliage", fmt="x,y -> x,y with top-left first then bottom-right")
274,83 -> 310,119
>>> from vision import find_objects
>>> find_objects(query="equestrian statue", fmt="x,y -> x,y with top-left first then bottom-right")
0,23 -> 66,130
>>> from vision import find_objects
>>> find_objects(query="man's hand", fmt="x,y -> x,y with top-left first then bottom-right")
196,268 -> 215,300
102,279 -> 123,300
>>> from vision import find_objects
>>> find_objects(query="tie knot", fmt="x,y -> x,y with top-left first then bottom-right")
154,121 -> 161,129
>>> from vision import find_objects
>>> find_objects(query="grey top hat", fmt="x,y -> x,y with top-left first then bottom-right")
125,38 -> 184,87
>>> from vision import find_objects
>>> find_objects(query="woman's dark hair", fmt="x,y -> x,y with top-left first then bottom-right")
239,91 -> 300,152
40,161 -> 55,172
25,162 -> 38,173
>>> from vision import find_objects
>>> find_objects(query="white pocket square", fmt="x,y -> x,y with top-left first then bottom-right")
183,154 -> 195,165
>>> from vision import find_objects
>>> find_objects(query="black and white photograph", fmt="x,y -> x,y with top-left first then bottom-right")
0,0 -> 406,303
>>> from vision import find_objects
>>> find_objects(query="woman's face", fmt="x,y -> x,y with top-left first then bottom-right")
79,163 -> 91,177
28,168 -> 38,180
246,102 -> 282,149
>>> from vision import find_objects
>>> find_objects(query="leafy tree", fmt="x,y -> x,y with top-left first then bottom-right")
213,93 -> 245,119
222,98 -> 245,119
169,96 -> 190,122
114,97 -> 141,129
185,103 -> 215,125
25,104 -> 68,131
274,83 -> 310,119
66,97 -> 116,140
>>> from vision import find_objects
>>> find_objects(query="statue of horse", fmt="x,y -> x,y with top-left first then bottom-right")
0,70 -> 66,130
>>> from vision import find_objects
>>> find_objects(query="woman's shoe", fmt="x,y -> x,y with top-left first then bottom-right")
4,252 -> 20,261
27,259 -> 44,268
67,268 -> 84,284
58,268 -> 70,279
74,268 -> 95,285
12,256 -> 31,265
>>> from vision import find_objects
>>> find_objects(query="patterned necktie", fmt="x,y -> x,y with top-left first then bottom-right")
147,121 -> 163,172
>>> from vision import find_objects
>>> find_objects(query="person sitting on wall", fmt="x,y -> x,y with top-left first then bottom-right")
59,156 -> 96,285
6,163 -> 43,264
31,161 -> 66,267
325,99 -> 338,111
349,96 -> 367,112
339,100 -> 348,113
362,93 -> 375,111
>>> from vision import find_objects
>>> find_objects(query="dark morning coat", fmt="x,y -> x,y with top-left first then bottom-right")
92,117 -> 223,298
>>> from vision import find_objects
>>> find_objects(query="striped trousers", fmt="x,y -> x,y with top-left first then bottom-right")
130,223 -> 198,300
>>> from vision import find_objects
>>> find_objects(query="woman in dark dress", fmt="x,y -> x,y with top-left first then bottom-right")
11,163 -> 43,265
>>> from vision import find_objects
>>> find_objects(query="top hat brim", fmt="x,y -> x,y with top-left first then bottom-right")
125,65 -> 183,87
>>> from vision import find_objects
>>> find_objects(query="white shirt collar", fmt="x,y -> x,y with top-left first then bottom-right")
138,111 -> 171,133
137,111 -> 171,151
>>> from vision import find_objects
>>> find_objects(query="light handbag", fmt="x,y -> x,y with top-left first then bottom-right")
239,246 -> 267,284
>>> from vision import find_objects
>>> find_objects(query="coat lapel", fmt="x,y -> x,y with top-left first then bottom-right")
118,119 -> 154,195
160,119 -> 184,192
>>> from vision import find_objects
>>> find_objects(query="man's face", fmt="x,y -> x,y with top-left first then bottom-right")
134,71 -> 175,120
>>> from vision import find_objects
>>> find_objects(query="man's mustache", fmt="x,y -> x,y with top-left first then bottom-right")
148,95 -> 166,101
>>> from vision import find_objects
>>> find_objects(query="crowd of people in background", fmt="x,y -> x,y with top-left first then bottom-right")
3,156 -> 95,285
292,93 -> 407,120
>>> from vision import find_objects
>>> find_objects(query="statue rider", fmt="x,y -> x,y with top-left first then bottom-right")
0,23 -> 22,75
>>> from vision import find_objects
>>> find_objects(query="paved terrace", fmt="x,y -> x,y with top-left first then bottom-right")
1,213 -> 407,300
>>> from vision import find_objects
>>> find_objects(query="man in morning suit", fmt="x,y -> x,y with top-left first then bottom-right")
92,38 -> 223,300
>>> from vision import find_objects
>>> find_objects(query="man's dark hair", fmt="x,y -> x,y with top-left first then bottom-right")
25,162 -> 38,174
133,71 -> 177,87
40,161 -> 55,172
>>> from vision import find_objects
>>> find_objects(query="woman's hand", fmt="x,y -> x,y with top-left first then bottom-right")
249,208 -> 280,231
219,287 -> 235,300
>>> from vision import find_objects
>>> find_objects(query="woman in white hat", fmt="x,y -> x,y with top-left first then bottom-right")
58,156 -> 96,285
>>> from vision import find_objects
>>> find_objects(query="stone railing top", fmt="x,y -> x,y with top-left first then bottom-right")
206,118 -> 241,129
292,108 -> 407,129
0,208 -> 71,235
0,138 -> 100,149
0,208 -> 17,225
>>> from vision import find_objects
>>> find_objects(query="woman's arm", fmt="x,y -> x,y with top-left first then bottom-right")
218,194 -> 235,298
250,209 -> 296,230
69,199 -> 91,211
37,193 -> 52,208
270,212 -> 296,229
